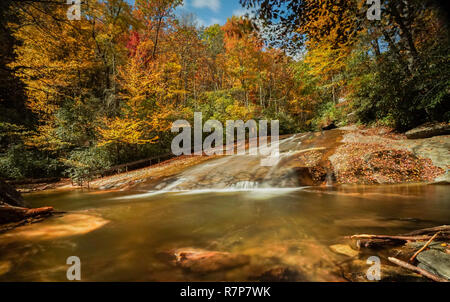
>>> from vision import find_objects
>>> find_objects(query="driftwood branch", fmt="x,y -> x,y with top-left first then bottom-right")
409,232 -> 441,262
388,257 -> 448,282
405,226 -> 450,236
349,226 -> 450,249
349,234 -> 449,241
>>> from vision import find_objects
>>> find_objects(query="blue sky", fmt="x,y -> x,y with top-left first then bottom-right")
178,0 -> 247,26
125,0 -> 248,27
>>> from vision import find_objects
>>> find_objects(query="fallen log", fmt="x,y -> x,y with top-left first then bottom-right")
388,257 -> 448,282
348,226 -> 450,249
0,205 -> 54,225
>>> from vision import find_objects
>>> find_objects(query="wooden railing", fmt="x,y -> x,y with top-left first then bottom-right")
90,151 -> 175,179
87,136 -> 282,180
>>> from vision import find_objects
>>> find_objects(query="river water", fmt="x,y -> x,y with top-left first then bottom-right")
0,184 -> 449,281
1,131 -> 449,281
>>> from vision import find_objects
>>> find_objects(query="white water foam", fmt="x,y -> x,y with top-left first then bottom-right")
114,187 -> 307,200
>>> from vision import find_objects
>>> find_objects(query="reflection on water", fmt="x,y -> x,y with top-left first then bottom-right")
0,185 -> 449,281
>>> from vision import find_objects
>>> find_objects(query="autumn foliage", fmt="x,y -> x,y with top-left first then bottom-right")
0,0 -> 448,181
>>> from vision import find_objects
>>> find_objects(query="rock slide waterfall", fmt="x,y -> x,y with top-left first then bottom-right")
130,133 -> 323,198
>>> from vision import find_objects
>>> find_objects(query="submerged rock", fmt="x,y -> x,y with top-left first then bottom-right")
416,250 -> 450,280
330,244 -> 359,258
0,214 -> 109,242
172,248 -> 250,274
252,267 -> 304,282
405,123 -> 450,139
0,261 -> 11,276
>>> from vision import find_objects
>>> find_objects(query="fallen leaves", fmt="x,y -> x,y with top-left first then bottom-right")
333,143 -> 444,184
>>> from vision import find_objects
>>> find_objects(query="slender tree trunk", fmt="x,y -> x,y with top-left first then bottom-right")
152,16 -> 163,60
389,2 -> 420,69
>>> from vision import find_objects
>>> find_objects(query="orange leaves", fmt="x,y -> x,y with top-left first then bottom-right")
334,142 -> 445,184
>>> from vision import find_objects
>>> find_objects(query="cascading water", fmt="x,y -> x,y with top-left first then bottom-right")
121,130 -> 343,199
141,134 -> 311,194
228,181 -> 259,191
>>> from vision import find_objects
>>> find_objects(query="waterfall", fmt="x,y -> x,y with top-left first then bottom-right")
119,133 -> 332,200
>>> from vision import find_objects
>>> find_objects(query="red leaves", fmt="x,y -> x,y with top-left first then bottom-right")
126,31 -> 141,57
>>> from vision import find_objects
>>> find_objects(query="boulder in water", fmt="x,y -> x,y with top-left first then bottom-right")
0,261 -> 11,276
416,249 -> 450,280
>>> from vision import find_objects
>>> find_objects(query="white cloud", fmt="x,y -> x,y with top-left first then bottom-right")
209,17 -> 221,25
192,0 -> 221,12
196,16 -> 222,27
232,8 -> 249,17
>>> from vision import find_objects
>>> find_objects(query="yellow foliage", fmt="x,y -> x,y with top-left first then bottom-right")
98,117 -> 159,146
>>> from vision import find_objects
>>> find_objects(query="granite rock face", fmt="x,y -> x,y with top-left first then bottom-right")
417,249 -> 450,280
0,179 -> 29,208
406,123 -> 450,140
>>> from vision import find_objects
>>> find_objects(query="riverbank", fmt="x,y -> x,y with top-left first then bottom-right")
14,155 -> 221,193
11,125 -> 449,194
330,125 -> 449,185
331,225 -> 450,282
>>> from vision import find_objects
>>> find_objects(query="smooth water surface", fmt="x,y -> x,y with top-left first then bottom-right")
0,184 -> 449,281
